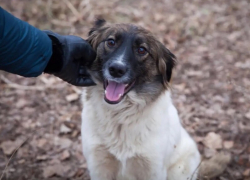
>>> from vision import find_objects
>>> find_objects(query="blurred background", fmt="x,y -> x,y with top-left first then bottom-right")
0,0 -> 250,179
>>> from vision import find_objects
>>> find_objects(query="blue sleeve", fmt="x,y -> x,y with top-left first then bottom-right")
0,7 -> 52,77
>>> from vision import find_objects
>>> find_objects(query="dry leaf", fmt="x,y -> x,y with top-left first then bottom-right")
173,83 -> 186,91
204,148 -> 217,158
71,130 -> 79,138
18,159 -> 25,164
60,124 -> 72,134
164,35 -> 177,50
43,164 -> 64,178
154,13 -> 163,22
158,23 -> 167,32
80,163 -> 88,168
37,155 -> 48,161
43,160 -> 71,177
15,99 -> 27,108
186,70 -> 203,77
66,93 -> 79,102
243,169 -> 250,177
37,138 -> 48,148
74,168 -> 85,177
227,31 -> 242,42
245,111 -> 250,119
223,141 -> 234,149
204,132 -> 223,150
0,139 -> 23,155
60,150 -> 70,161
199,153 -> 231,179
54,137 -> 72,149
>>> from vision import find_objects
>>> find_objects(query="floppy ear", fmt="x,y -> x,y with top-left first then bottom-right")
87,18 -> 106,49
157,43 -> 176,88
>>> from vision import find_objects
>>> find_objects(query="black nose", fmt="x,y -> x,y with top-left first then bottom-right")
109,63 -> 128,78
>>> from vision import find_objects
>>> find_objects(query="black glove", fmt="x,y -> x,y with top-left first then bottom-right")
43,30 -> 96,86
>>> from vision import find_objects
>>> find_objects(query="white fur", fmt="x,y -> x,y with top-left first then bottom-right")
116,49 -> 126,64
81,86 -> 200,180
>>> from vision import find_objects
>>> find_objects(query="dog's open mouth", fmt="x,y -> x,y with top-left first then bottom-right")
104,80 -> 135,104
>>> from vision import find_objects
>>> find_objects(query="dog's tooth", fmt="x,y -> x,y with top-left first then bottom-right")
119,94 -> 122,97
105,90 -> 107,94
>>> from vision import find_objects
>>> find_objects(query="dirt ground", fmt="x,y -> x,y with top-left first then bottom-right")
0,0 -> 250,179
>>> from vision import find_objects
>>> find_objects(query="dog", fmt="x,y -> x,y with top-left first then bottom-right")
81,19 -> 200,180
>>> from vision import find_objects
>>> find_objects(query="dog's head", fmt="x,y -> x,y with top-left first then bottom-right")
87,19 -> 176,105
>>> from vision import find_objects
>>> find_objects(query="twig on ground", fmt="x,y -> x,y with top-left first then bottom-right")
0,75 -> 66,91
0,75 -> 45,91
62,0 -> 80,18
46,0 -> 53,29
51,19 -> 72,27
0,139 -> 28,180
191,159 -> 203,180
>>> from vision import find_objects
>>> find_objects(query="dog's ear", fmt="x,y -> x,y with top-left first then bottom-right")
87,18 -> 106,49
157,43 -> 176,88
88,18 -> 106,36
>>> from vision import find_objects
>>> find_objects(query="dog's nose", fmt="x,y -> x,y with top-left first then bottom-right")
109,63 -> 128,78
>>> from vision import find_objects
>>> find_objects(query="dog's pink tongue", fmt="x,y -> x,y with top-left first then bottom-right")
105,81 -> 126,102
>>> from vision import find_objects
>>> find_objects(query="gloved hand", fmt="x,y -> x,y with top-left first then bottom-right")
43,30 -> 96,86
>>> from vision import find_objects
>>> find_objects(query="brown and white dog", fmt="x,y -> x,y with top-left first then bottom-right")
81,19 -> 200,180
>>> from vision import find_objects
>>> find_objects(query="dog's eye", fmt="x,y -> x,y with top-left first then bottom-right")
137,47 -> 147,55
107,39 -> 115,47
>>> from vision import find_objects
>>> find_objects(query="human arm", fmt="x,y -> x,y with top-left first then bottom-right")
0,7 -> 96,86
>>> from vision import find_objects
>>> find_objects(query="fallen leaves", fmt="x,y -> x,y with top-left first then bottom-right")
203,148 -> 217,158
43,163 -> 70,178
60,150 -> 70,161
153,13 -> 163,22
66,93 -> 79,102
199,153 -> 231,179
37,138 -> 48,148
15,98 -> 28,108
37,155 -> 49,161
243,169 -> 250,177
203,132 -> 223,150
60,124 -> 72,134
0,139 -> 24,155
223,140 -> 234,149
53,137 -> 72,149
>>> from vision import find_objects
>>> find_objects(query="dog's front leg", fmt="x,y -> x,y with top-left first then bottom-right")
87,147 -> 119,180
126,156 -> 167,180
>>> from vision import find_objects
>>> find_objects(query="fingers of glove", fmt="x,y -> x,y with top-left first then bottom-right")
75,66 -> 96,86
65,36 -> 96,63
75,77 -> 96,87
78,66 -> 90,76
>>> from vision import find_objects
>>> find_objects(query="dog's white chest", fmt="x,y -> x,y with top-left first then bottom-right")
96,111 -> 156,161
81,90 -> 173,161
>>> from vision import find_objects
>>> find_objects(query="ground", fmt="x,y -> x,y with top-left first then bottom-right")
0,0 -> 250,179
